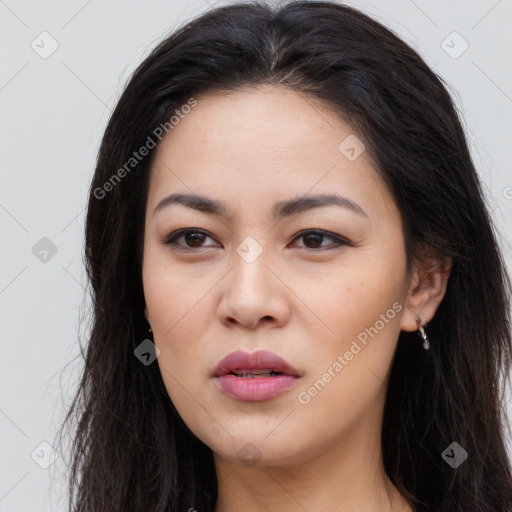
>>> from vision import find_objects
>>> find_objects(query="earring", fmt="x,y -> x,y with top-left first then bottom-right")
417,318 -> 430,350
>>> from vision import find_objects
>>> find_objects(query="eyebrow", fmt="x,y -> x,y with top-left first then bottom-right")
153,192 -> 368,220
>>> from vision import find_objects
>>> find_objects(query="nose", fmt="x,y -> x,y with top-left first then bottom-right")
217,249 -> 291,330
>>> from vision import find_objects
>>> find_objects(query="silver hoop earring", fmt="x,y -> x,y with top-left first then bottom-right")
417,319 -> 430,350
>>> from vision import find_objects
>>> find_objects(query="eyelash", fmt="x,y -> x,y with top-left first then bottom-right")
162,228 -> 352,252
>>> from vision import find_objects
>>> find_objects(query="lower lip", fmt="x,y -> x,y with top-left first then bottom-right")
214,374 -> 300,401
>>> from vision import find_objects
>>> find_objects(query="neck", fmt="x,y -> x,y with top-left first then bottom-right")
213,413 -> 413,512
214,460 -> 411,512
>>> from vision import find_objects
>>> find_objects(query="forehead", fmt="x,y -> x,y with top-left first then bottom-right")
153,85 -> 351,163
146,85 -> 396,223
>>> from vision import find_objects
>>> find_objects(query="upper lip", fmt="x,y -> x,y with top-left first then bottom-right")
213,349 -> 301,377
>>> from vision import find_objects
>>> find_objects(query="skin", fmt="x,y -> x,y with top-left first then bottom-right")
142,85 -> 451,512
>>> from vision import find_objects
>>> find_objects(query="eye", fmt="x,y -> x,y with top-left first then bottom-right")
162,228 -> 351,253
290,229 -> 351,250
163,228 -> 220,251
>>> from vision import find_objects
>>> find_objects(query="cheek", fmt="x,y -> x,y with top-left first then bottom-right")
291,258 -> 405,407
143,248 -> 212,337
290,301 -> 402,447
289,256 -> 404,341
142,252 -> 217,400
144,277 -> 209,373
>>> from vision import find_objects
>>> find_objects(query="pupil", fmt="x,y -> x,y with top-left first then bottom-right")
186,233 -> 205,247
304,233 -> 322,248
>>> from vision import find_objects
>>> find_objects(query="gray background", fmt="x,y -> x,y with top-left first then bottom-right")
1,0 -> 511,510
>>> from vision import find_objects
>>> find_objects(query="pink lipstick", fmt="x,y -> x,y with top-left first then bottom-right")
212,349 -> 301,402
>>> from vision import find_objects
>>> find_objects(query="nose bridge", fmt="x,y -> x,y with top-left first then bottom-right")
230,235 -> 273,300
219,235 -> 289,328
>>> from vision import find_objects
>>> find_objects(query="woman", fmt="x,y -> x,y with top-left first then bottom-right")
57,1 -> 512,511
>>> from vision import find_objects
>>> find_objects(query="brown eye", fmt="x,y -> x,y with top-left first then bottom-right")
183,232 -> 207,247
163,229 -> 220,251
301,232 -> 324,248
292,230 -> 350,250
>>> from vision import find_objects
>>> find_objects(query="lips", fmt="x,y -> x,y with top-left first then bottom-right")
212,349 -> 301,378
212,349 -> 302,402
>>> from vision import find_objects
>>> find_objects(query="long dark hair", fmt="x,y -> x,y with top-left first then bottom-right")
56,1 -> 512,510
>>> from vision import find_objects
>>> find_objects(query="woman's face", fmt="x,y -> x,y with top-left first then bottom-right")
142,85 -> 420,467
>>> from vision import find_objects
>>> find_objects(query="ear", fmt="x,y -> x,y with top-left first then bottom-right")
400,252 -> 452,332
